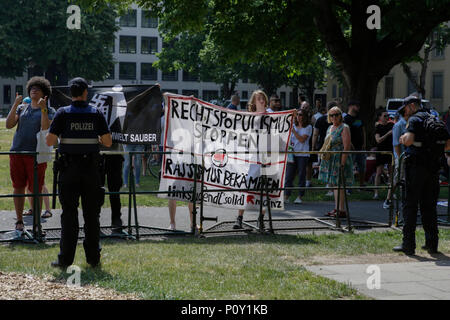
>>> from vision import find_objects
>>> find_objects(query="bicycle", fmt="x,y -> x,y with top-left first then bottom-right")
146,154 -> 161,179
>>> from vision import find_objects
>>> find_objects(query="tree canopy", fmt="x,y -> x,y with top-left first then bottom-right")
0,0 -> 118,84
80,0 -> 450,122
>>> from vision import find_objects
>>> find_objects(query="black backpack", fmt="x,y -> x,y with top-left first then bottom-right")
421,113 -> 449,160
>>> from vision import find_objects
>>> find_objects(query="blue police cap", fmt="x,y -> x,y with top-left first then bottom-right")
398,95 -> 421,115
68,77 -> 90,91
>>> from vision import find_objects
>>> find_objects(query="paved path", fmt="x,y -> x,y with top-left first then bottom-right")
307,260 -> 450,300
0,200 -> 398,233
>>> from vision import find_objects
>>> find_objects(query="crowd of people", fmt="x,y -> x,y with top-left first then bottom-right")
6,78 -> 450,265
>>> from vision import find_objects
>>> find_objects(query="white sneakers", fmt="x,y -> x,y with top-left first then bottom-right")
294,197 -> 303,204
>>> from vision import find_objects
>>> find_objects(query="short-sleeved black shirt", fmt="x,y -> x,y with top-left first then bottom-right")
375,122 -> 394,151
344,114 -> 364,150
405,110 -> 431,157
49,101 -> 110,154
314,115 -> 331,150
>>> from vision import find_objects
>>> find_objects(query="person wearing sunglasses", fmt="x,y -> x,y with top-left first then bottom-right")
285,109 -> 312,204
374,110 -> 394,208
318,106 -> 353,218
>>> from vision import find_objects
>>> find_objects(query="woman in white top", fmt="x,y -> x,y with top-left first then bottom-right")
285,109 -> 312,204
233,90 -> 269,231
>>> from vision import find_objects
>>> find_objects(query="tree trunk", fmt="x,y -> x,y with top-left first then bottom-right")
347,76 -> 380,148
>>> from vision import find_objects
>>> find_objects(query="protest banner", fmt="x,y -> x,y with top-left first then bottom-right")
50,84 -> 162,145
158,93 -> 294,210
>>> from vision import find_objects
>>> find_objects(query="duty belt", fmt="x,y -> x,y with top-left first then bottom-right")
412,141 -> 446,147
60,138 -> 99,144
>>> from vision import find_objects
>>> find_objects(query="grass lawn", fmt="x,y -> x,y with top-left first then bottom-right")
1,229 -> 449,299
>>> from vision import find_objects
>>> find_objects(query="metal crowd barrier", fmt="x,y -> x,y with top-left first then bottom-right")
0,148 -> 428,243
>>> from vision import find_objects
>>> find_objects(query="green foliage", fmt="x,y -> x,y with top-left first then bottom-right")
0,0 -> 118,81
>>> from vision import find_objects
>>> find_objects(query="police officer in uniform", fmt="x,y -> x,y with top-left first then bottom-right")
46,77 -> 112,268
393,95 -> 450,255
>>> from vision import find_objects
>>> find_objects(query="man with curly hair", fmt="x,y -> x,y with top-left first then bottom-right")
6,76 -> 56,234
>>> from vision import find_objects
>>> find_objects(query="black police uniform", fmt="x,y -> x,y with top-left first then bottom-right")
99,144 -> 124,232
401,109 -> 442,253
50,101 -> 110,266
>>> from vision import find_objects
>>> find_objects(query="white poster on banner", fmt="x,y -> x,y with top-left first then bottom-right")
158,93 -> 294,210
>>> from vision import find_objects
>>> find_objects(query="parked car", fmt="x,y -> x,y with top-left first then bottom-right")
386,98 -> 430,119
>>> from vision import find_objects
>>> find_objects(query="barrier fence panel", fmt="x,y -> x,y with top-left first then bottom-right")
0,149 -> 417,243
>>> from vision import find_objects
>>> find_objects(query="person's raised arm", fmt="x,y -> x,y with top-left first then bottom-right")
6,93 -> 22,129
38,96 -> 51,130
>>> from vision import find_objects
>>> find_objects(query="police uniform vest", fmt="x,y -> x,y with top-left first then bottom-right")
405,110 -> 428,158
49,101 -> 110,154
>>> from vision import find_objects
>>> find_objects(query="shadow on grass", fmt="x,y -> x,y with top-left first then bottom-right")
51,265 -> 115,287
4,242 -> 57,251
101,233 -> 320,247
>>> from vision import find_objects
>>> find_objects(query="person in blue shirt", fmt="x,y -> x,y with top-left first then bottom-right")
226,95 -> 240,110
392,113 -> 407,159
5,77 -> 56,234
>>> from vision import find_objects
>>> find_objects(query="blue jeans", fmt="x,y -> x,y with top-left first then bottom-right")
123,144 -> 145,185
285,156 -> 308,197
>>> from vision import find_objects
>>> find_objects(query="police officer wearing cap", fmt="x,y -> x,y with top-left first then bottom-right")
46,77 -> 112,268
393,95 -> 450,255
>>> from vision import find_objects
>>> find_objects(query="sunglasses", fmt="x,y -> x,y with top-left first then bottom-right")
329,113 -> 341,118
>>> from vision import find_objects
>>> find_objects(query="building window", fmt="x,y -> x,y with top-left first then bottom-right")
162,70 -> 178,81
141,63 -> 158,81
338,86 -> 343,98
242,91 -> 248,100
141,10 -> 158,28
3,85 -> 11,104
119,10 -> 137,27
141,37 -> 158,54
182,70 -> 198,82
332,84 -> 337,98
432,72 -> 443,99
406,72 -> 418,95
182,90 -> 198,97
203,90 -> 219,101
433,47 -> 445,58
119,62 -> 136,80
119,36 -> 136,54
16,85 -> 23,96
384,76 -> 394,99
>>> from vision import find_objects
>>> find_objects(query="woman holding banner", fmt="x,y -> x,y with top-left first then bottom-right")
284,109 -> 312,204
233,90 -> 269,231
318,106 -> 353,218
